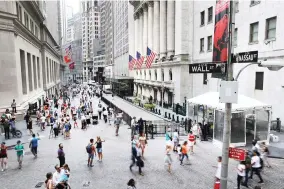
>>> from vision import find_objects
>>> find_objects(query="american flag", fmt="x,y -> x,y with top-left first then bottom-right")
128,55 -> 137,70
65,45 -> 72,58
146,47 -> 156,68
136,51 -> 144,69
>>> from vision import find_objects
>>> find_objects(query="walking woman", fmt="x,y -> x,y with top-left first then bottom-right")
139,133 -> 147,158
103,107 -> 108,123
127,179 -> 136,189
236,161 -> 246,189
164,145 -> 173,173
0,142 -> 8,171
95,136 -> 105,161
45,172 -> 54,189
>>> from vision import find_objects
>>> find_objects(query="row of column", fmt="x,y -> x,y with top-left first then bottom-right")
134,0 -> 175,60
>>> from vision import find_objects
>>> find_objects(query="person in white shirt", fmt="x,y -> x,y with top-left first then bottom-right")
191,121 -> 200,141
250,151 -> 264,183
236,161 -> 246,189
40,115 -> 46,130
215,156 -> 222,181
52,165 -> 65,187
173,129 -> 179,152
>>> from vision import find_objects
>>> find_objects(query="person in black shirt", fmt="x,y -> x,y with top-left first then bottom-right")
95,136 -> 105,162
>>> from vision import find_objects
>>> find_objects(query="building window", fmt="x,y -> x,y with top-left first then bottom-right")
208,7 -> 213,23
161,69 -> 164,81
233,28 -> 238,46
249,22 -> 259,43
169,69 -> 172,81
200,38 -> 204,52
155,70 -> 157,80
250,0 -> 260,6
265,17 -> 276,40
144,70 -> 146,79
16,3 -> 22,22
255,72 -> 264,90
235,1 -> 239,12
35,26 -> 38,38
24,12 -> 29,28
207,36 -> 212,51
149,70 -> 151,80
30,19 -> 34,34
203,73 -> 208,85
200,11 -> 205,26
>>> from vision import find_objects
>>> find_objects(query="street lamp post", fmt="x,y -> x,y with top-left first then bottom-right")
220,1 -> 235,189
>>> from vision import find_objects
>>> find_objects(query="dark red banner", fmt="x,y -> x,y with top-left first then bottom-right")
213,0 -> 229,62
69,62 -> 75,70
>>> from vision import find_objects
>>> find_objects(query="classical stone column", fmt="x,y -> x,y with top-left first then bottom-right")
138,9 -> 143,55
167,0 -> 175,58
148,1 -> 154,50
134,13 -> 139,55
143,4 -> 148,56
159,0 -> 167,60
153,0 -> 160,59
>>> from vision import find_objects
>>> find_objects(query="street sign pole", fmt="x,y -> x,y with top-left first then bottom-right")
220,1 -> 235,189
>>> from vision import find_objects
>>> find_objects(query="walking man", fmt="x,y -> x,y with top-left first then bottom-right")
11,99 -> 17,113
29,134 -> 40,158
2,119 -> 10,139
250,151 -> 264,184
114,116 -> 121,136
87,138 -> 96,167
57,143 -> 65,167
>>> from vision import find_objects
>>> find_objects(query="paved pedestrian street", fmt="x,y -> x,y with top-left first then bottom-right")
1,97 -> 284,189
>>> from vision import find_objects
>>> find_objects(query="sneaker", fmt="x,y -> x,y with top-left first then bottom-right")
139,173 -> 144,176
1,169 -> 3,172
258,181 -> 264,184
90,165 -> 94,167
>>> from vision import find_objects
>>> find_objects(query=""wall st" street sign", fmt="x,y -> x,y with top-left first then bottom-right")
189,63 -> 226,74
232,51 -> 258,63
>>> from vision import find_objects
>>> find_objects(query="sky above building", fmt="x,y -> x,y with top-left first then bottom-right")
66,0 -> 80,18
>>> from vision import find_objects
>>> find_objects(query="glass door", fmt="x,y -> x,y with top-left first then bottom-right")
246,114 -> 256,145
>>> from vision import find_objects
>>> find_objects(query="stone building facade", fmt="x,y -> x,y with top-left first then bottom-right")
0,1 -> 64,112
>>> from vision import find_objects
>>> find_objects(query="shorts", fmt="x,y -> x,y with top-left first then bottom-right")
189,141 -> 194,147
88,153 -> 94,159
17,155 -> 23,162
97,148 -> 102,153
0,154 -> 7,159
166,140 -> 172,146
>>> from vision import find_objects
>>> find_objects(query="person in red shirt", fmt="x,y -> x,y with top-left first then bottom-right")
188,131 -> 195,154
0,142 -> 8,171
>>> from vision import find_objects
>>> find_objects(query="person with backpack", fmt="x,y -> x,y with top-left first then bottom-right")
86,138 -> 96,167
250,151 -> 264,184
242,151 -> 251,188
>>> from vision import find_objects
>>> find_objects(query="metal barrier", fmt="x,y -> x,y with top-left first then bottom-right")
101,96 -> 132,126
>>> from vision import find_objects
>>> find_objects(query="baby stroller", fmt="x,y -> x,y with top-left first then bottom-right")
92,112 -> 98,125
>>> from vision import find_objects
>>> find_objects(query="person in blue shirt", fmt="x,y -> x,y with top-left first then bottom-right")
29,134 -> 40,158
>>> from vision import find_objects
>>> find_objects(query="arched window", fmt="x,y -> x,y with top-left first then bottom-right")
169,69 -> 172,81
140,70 -> 142,77
144,70 -> 146,79
161,69 -> 164,81
154,69 -> 157,80
149,70 -> 151,80
136,71 -> 138,76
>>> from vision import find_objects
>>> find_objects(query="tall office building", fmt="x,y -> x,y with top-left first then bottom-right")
0,1 -> 64,112
81,0 -> 100,81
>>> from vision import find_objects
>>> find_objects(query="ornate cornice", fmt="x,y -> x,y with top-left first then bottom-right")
0,11 -> 17,20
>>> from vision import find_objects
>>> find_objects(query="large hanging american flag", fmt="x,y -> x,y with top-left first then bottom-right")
146,47 -> 156,68
128,55 -> 137,70
65,45 -> 72,57
136,51 -> 144,69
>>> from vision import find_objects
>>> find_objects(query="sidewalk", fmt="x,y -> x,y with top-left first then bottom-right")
103,94 -> 164,121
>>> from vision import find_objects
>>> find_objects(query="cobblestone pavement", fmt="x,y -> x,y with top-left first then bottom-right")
0,96 -> 283,189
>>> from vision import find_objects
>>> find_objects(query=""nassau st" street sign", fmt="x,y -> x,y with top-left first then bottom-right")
232,51 -> 258,63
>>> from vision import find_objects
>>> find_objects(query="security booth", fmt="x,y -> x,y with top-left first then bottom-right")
187,92 -> 272,147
